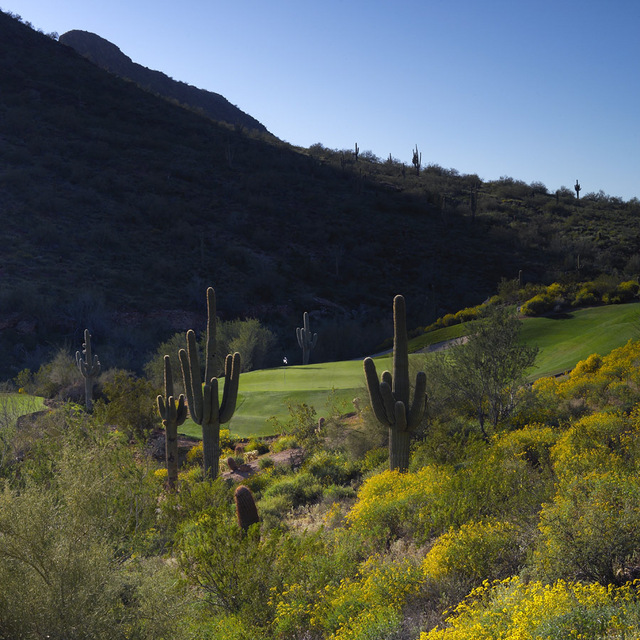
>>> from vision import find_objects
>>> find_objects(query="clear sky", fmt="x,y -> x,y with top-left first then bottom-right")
3,0 -> 640,200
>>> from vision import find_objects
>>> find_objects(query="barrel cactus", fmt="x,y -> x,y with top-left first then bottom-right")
234,485 -> 260,532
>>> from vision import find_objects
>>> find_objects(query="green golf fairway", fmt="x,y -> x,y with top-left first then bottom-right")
179,360 -> 379,439
179,303 -> 640,439
0,393 -> 46,417
520,303 -> 640,378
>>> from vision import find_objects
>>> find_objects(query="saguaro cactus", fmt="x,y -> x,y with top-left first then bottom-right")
157,355 -> 187,489
76,329 -> 101,411
179,287 -> 241,479
363,295 -> 427,472
412,145 -> 422,176
575,179 -> 581,200
296,311 -> 317,365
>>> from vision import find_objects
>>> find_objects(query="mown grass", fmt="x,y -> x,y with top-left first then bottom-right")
179,303 -> 640,439
520,302 -> 640,377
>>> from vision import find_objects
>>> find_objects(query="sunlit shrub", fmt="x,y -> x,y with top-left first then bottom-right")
422,519 -> 524,603
346,467 -> 453,546
420,577 -> 640,639
308,553 -> 424,640
534,469 -> 640,584
551,409 -> 640,480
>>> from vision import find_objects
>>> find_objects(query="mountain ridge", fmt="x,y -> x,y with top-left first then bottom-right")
58,29 -> 268,133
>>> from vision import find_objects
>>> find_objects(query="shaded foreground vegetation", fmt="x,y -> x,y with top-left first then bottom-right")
3,320 -> 640,637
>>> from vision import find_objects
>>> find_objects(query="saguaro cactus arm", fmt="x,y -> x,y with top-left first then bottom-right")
219,352 -> 241,423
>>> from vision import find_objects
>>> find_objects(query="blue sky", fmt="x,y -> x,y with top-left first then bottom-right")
4,0 -> 640,199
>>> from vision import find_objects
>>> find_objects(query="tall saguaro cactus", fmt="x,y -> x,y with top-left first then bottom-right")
363,295 -> 427,472
157,356 -> 188,489
296,311 -> 318,365
179,287 -> 241,479
76,329 -> 101,411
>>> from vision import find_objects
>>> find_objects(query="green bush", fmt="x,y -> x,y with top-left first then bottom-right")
304,449 -> 360,487
93,370 -> 158,441
533,469 -> 640,585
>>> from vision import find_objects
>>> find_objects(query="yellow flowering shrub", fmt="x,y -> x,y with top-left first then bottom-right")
420,577 -> 640,639
422,519 -> 523,596
555,340 -> 640,411
309,553 -> 425,640
534,469 -> 640,584
346,467 -> 454,545
551,410 -> 640,480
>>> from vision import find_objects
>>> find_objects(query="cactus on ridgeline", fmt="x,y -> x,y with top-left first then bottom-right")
296,311 -> 317,365
412,145 -> 422,176
157,355 -> 188,489
575,179 -> 581,200
179,287 -> 241,479
234,485 -> 260,532
76,329 -> 101,411
363,295 -> 427,472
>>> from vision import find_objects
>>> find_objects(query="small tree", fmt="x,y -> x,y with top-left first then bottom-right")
427,306 -> 538,440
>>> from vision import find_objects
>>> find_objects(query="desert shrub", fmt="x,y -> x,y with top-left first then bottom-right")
521,293 -> 553,316
533,468 -> 640,585
270,528 -> 363,639
346,467 -> 453,546
271,435 -> 298,452
268,402 -> 322,454
551,409 -> 640,480
0,482 -> 124,638
0,409 -> 167,637
573,281 -> 600,307
419,577 -> 640,639
304,449 -> 361,486
307,553 -> 424,640
554,339 -> 640,412
176,505 -> 283,626
615,279 -> 640,301
93,370 -> 158,441
186,441 -> 204,465
521,282 -> 568,316
260,471 -> 323,514
245,435 -> 269,455
32,348 -> 83,400
422,519 -> 524,604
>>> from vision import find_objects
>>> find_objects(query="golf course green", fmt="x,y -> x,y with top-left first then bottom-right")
178,302 -> 640,439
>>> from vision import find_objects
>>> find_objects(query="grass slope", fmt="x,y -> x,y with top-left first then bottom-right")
180,303 -> 640,439
520,302 -> 640,377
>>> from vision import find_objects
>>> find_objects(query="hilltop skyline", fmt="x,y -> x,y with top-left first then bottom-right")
4,0 -> 640,200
